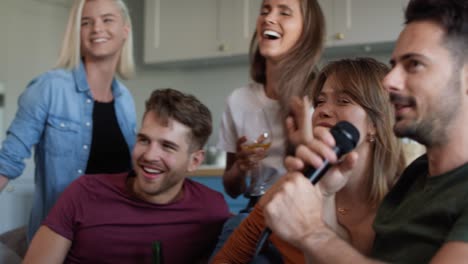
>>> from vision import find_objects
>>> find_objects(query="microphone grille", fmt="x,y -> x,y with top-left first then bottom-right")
331,121 -> 360,155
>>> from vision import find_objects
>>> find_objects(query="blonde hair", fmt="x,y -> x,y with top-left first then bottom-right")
312,58 -> 406,205
56,0 -> 135,79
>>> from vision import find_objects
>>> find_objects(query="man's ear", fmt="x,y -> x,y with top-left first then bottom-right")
187,150 -> 205,172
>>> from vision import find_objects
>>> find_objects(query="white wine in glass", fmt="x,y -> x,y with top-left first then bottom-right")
240,109 -> 273,196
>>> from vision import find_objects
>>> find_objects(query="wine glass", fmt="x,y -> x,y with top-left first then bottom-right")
240,108 -> 273,196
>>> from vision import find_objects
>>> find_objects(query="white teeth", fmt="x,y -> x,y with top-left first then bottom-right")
143,167 -> 161,174
93,38 -> 107,43
263,30 -> 281,39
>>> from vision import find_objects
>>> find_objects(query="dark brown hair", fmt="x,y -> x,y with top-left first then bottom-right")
405,0 -> 468,63
312,58 -> 406,205
145,88 -> 212,151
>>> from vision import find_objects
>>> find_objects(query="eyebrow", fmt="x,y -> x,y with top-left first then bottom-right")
81,13 -> 117,20
278,4 -> 293,11
314,90 -> 328,100
262,3 -> 293,11
102,13 -> 117,18
389,53 -> 426,66
161,140 -> 180,151
136,133 -> 147,139
137,133 -> 180,151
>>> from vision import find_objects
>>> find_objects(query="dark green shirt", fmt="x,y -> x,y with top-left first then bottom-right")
372,155 -> 468,263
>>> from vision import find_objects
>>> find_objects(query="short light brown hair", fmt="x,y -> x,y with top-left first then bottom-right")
145,89 -> 212,151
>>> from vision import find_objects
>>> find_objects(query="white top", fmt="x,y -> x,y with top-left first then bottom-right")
217,82 -> 286,195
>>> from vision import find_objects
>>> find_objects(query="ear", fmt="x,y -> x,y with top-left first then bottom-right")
123,24 -> 130,41
187,149 -> 205,172
367,117 -> 377,137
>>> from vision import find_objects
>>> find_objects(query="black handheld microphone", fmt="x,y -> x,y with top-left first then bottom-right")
252,121 -> 360,259
302,121 -> 360,184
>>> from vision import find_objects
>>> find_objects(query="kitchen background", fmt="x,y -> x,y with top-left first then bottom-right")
0,0 -> 424,233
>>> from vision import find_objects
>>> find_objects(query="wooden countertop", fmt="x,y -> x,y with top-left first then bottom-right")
189,165 -> 224,177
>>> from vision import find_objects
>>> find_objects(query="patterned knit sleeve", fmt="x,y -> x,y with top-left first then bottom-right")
211,203 -> 266,263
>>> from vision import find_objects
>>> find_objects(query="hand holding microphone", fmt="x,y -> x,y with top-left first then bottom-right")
301,121 -> 360,184
252,121 -> 360,258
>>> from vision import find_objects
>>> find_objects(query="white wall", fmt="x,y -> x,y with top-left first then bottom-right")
0,0 -> 69,233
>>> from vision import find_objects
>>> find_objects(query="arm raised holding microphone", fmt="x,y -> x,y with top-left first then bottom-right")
253,120 -> 360,257
262,127 -> 364,263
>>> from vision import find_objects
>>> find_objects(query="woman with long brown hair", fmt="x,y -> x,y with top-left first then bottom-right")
218,0 -> 325,212
213,0 -> 325,260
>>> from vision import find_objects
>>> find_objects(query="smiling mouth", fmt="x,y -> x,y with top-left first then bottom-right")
140,165 -> 165,180
143,166 -> 162,174
92,38 -> 108,43
263,30 -> 281,40
394,103 -> 410,111
390,93 -> 416,111
316,122 -> 334,128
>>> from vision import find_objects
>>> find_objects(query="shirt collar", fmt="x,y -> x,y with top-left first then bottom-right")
72,60 -> 123,98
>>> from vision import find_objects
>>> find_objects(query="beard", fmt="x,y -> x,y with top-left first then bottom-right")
129,167 -> 186,204
139,174 -> 183,197
391,72 -> 462,147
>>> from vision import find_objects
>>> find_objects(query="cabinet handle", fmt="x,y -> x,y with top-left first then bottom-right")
218,43 -> 228,52
335,33 -> 345,40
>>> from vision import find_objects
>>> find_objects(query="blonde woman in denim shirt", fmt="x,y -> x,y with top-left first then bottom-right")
0,0 -> 136,242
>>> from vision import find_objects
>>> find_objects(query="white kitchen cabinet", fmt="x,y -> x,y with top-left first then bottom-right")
218,0 -> 262,56
144,0 -> 262,64
144,0 -> 409,64
320,0 -> 408,47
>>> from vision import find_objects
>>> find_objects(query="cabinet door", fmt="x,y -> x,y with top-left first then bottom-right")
218,0 -> 263,56
144,0 -> 225,63
317,0 -> 334,47
328,0 -> 408,46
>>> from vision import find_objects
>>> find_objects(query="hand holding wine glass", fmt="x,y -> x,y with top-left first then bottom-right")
239,108 -> 273,196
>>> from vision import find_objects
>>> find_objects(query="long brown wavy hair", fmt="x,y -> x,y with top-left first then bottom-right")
249,0 -> 325,119
311,58 -> 406,205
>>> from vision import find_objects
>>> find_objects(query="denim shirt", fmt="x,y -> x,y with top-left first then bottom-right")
0,62 -> 137,240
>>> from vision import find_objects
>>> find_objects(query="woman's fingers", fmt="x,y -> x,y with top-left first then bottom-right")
286,96 -> 314,146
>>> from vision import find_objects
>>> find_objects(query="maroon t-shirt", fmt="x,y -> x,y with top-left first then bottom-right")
43,172 -> 230,263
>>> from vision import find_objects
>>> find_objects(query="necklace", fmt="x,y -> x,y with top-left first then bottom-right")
337,207 -> 349,215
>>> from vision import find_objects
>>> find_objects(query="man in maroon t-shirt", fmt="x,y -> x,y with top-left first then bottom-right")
23,88 -> 230,263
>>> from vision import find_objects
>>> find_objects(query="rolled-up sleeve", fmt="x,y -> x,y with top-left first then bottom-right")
0,75 -> 51,179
